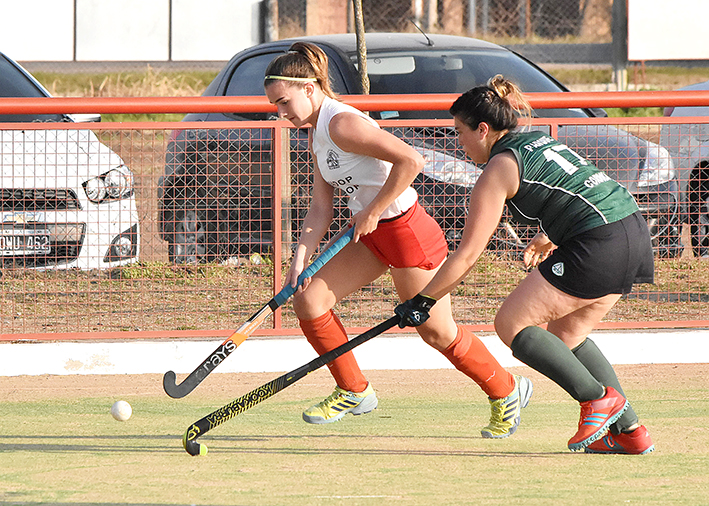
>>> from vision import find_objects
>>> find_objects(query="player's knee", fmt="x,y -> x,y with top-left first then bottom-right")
292,292 -> 314,319
494,311 -> 517,347
417,325 -> 456,352
292,291 -> 330,321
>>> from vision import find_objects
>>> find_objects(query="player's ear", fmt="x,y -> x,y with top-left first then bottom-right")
478,121 -> 492,137
303,82 -> 315,97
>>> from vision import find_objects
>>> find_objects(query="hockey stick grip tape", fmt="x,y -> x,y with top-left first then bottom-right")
272,227 -> 354,306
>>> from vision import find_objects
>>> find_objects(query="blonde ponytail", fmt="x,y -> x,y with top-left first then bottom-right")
264,42 -> 338,99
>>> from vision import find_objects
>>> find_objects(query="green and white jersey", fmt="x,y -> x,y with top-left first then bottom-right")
490,130 -> 639,244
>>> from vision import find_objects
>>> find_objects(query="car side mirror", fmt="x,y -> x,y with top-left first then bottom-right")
68,113 -> 102,123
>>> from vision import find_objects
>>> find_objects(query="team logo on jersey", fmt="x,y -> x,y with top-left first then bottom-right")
551,262 -> 564,277
326,149 -> 339,170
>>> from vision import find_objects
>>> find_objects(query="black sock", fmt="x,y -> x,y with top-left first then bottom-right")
510,326 -> 604,402
572,338 -> 639,434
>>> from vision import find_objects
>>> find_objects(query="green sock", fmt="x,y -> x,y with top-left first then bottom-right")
510,326 -> 604,402
572,338 -> 639,434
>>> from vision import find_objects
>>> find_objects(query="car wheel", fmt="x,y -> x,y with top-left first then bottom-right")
688,165 -> 709,258
168,209 -> 209,264
645,211 -> 683,259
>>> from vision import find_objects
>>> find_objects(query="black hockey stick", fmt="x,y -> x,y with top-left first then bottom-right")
182,315 -> 400,456
163,227 -> 354,399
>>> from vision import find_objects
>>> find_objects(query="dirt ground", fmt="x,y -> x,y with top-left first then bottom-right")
2,363 -> 706,402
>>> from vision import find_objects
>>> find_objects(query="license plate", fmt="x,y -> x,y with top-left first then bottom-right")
0,229 -> 51,255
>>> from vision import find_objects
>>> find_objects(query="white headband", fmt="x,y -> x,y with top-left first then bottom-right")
265,75 -> 317,83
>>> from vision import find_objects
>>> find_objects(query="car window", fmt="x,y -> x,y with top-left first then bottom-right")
0,54 -> 65,123
360,49 -> 588,119
361,49 -> 564,94
0,55 -> 47,99
224,52 -> 348,120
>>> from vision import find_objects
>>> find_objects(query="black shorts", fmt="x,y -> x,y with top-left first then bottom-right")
538,211 -> 655,299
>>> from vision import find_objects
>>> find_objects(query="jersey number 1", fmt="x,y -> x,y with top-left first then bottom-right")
543,144 -> 587,176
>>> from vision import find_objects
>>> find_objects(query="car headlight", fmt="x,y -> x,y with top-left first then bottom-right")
84,177 -> 107,202
637,143 -> 676,188
414,146 -> 482,188
83,166 -> 134,203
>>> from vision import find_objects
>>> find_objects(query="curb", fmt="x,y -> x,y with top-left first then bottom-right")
1,329 -> 708,376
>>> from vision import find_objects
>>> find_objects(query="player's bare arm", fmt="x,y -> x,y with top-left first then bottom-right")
421,153 -> 520,300
288,167 -> 335,288
329,112 -> 424,240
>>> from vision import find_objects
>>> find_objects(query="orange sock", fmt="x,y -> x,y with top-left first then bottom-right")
299,310 -> 368,393
442,326 -> 515,399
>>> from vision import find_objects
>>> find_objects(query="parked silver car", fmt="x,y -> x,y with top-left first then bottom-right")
661,80 -> 709,258
160,33 -> 680,263
1,51 -> 140,270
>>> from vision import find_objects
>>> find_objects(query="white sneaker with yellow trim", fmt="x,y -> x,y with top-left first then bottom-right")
302,383 -> 378,424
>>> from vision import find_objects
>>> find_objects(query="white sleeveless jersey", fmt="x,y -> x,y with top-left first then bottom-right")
311,96 -> 417,219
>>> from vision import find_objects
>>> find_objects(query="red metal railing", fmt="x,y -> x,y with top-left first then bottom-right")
2,90 -> 709,114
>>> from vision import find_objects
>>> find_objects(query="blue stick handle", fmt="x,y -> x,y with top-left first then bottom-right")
272,228 -> 354,306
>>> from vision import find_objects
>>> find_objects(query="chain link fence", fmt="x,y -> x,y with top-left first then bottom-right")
17,0 -> 615,74
274,0 -> 612,44
1,112 -> 708,336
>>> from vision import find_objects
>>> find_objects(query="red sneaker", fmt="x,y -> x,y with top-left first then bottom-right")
585,425 -> 655,455
568,387 -> 629,451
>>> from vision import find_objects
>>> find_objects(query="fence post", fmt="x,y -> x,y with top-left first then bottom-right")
467,0 -> 476,35
612,0 -> 628,91
352,0 -> 370,94
424,0 -> 438,31
279,125 -> 293,263
264,0 -> 278,42
271,125 -> 291,330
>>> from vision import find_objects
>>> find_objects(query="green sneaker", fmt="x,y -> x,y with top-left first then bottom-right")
481,375 -> 533,439
302,383 -> 378,424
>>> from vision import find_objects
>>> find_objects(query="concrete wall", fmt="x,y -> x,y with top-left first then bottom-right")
0,0 -> 262,62
628,0 -> 709,61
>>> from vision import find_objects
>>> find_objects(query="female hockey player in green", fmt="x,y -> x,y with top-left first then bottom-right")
396,75 -> 655,455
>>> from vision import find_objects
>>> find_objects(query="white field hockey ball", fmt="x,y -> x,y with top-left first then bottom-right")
111,400 -> 132,421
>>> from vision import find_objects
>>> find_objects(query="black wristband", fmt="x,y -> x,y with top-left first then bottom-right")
412,293 -> 437,310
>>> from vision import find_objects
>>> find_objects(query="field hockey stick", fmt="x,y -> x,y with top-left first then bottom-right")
182,314 -> 401,456
163,227 -> 354,399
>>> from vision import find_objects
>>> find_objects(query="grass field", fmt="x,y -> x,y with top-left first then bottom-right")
2,364 -> 707,505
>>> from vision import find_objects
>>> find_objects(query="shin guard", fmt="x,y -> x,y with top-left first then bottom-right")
572,338 -> 639,434
442,326 -> 515,399
299,310 -> 368,393
511,326 -> 604,402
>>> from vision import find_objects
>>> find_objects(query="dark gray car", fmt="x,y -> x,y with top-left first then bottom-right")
159,33 -> 679,263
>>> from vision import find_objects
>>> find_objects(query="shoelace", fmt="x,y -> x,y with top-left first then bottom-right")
577,403 -> 593,428
489,392 -> 518,424
317,389 -> 347,408
490,402 -> 504,416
